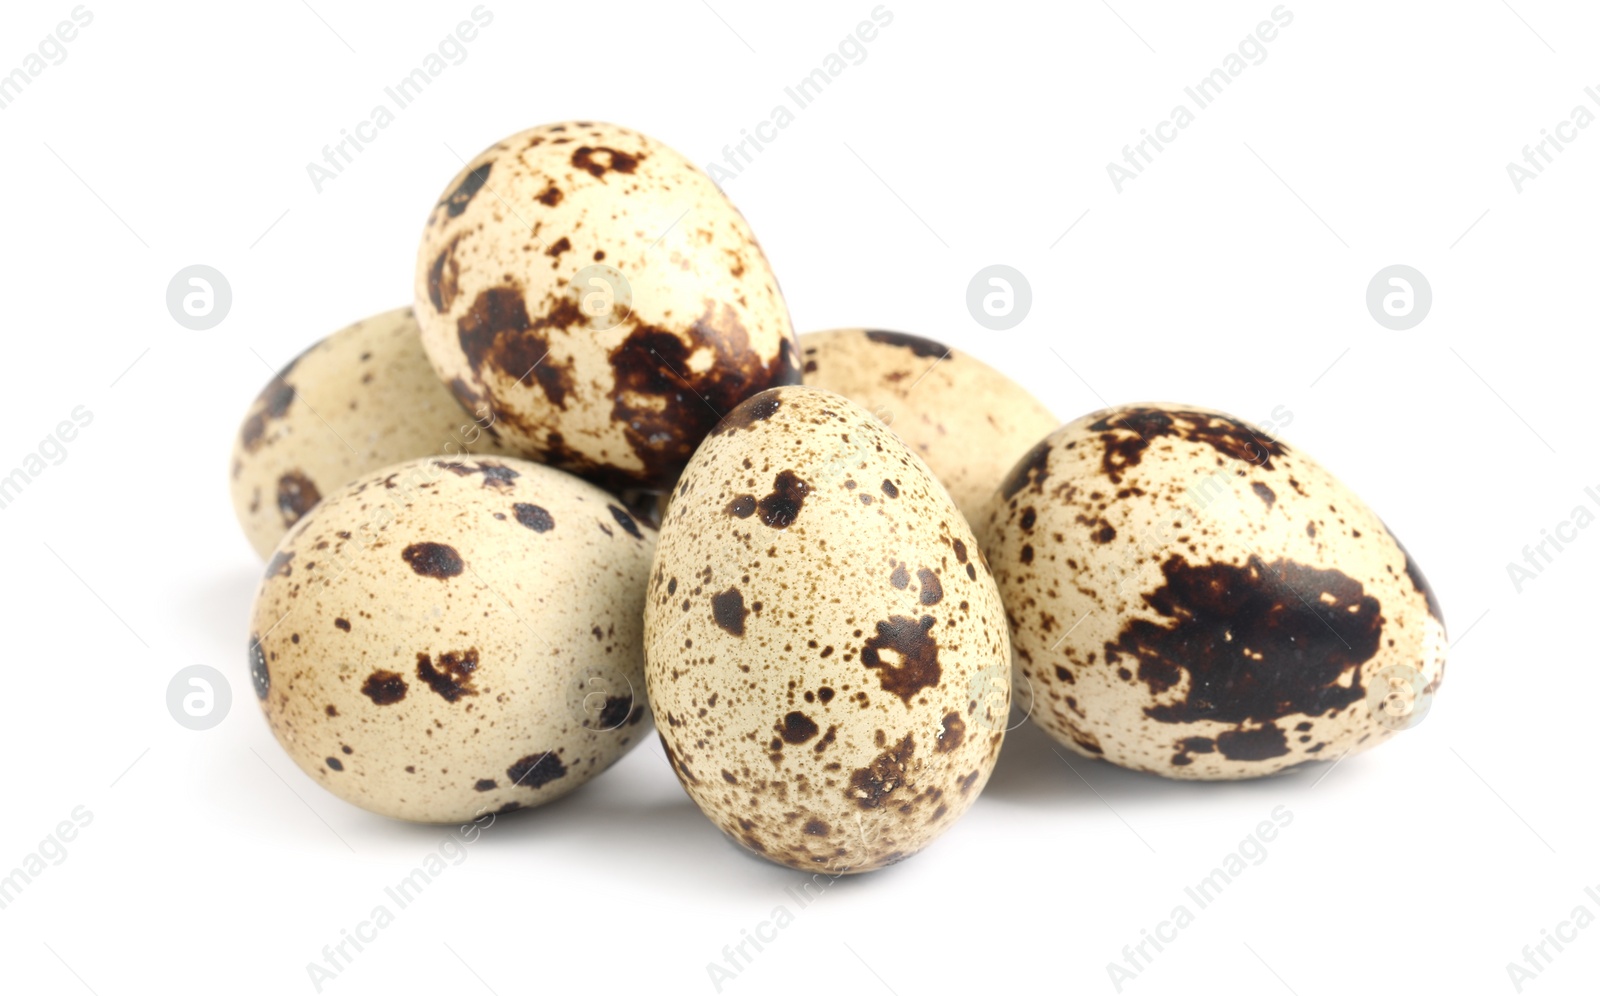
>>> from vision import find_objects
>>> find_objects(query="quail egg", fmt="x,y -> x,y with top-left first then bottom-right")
249,455 -> 655,821
414,121 -> 799,490
229,307 -> 512,559
981,403 -> 1446,780
646,386 -> 1011,872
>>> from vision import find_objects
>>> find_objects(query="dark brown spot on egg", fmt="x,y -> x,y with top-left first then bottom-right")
571,145 -> 641,178
249,636 -> 270,700
325,757 -> 343,772
1089,407 -> 1285,483
1171,735 -> 1216,766
711,393 -> 782,436
1001,439 -> 1051,499
605,321 -> 798,489
546,236 -> 571,258
427,240 -> 461,312
415,649 -> 479,702
456,285 -> 577,411
1252,481 -> 1276,509
361,669 -> 407,705
659,734 -> 699,784
864,330 -> 948,358
238,380 -> 297,454
440,161 -> 491,217
916,568 -> 943,605
514,502 -> 554,532
506,751 -> 567,790
726,494 -> 756,518
936,712 -> 966,753
536,185 -> 562,206
1105,555 -> 1383,738
890,564 -> 909,589
436,460 -> 520,490
711,587 -> 749,637
848,733 -> 915,809
474,779 -> 497,791
595,695 -> 644,730
334,617 -> 350,632
276,471 -> 321,527
776,711 -> 819,745
803,819 -> 830,836
1389,531 -> 1446,630
757,470 -> 809,529
607,504 -> 644,539
1215,725 -> 1290,760
402,542 -> 463,579
881,479 -> 899,498
860,615 -> 942,705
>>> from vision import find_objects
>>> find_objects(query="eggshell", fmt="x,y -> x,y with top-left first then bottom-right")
799,328 -> 1056,527
980,403 -> 1447,780
645,385 -> 1011,872
414,121 -> 800,490
248,455 -> 655,822
229,307 -> 512,559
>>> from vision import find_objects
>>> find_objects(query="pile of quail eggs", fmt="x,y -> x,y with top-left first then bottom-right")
233,121 -> 1446,874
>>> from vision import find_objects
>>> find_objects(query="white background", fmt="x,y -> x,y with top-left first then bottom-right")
1,1 -> 1595,994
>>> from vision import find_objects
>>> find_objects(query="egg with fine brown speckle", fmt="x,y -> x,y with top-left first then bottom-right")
799,328 -> 1057,528
645,385 -> 1011,872
249,455 -> 655,822
229,307 -> 514,559
980,403 -> 1447,780
414,121 -> 800,491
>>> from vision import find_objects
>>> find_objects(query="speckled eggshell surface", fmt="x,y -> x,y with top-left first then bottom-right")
249,455 -> 655,823
645,386 -> 1011,873
799,329 -> 1057,528
229,307 -> 513,560
414,120 -> 800,491
981,403 -> 1447,780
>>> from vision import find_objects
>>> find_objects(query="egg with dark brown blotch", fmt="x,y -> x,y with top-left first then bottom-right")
249,455 -> 655,822
229,307 -> 514,559
980,403 -> 1446,780
645,385 -> 1012,873
413,121 -> 800,491
799,328 -> 1057,528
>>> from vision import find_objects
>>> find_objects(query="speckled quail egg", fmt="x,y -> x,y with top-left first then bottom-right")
249,455 -> 655,822
645,385 -> 1012,872
413,120 -> 800,491
229,307 -> 514,559
980,403 -> 1446,780
800,329 -> 1057,528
